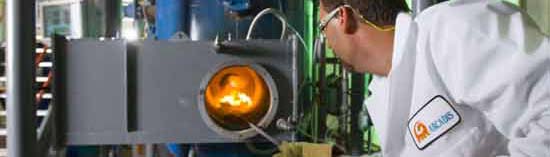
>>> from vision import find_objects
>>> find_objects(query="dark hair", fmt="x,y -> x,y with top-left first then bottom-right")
320,0 -> 410,26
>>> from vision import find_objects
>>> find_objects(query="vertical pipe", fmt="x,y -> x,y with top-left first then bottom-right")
349,73 -> 364,156
156,0 -> 188,39
339,68 -> 348,142
188,0 -> 225,41
314,35 -> 327,142
105,0 -> 122,37
82,0 -> 104,37
291,35 -> 299,141
6,0 -> 37,156
303,0 -> 314,115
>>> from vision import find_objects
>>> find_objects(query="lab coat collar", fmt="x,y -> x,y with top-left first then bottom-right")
366,12 -> 417,156
390,12 -> 413,76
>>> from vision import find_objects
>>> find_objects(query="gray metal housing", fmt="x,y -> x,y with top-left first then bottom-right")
55,39 -> 299,145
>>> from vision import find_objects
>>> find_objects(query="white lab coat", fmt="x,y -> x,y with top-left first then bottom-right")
366,1 -> 550,157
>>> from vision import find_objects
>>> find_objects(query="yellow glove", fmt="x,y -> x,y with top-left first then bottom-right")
273,142 -> 332,157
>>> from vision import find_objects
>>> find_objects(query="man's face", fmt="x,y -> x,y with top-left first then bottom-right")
319,2 -> 357,72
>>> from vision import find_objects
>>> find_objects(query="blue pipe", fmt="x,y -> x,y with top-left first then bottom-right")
156,0 -> 189,39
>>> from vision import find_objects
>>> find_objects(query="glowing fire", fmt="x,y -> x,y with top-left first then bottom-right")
220,91 -> 252,107
205,66 -> 270,116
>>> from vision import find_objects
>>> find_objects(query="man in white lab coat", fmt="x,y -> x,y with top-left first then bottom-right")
319,0 -> 549,156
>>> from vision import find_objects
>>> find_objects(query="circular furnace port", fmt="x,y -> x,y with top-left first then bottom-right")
199,62 -> 278,140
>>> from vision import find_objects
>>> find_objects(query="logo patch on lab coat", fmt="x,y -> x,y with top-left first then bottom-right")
408,95 -> 461,150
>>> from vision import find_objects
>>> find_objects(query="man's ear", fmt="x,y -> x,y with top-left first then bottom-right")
338,7 -> 358,34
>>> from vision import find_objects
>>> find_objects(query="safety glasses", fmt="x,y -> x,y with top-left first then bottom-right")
318,5 -> 395,33
318,5 -> 341,32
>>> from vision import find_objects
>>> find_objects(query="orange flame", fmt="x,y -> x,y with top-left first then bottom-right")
220,91 -> 252,107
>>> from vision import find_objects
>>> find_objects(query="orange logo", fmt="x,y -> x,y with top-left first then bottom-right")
414,122 -> 430,142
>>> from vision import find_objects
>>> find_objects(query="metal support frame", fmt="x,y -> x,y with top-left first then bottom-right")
6,0 -> 37,156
